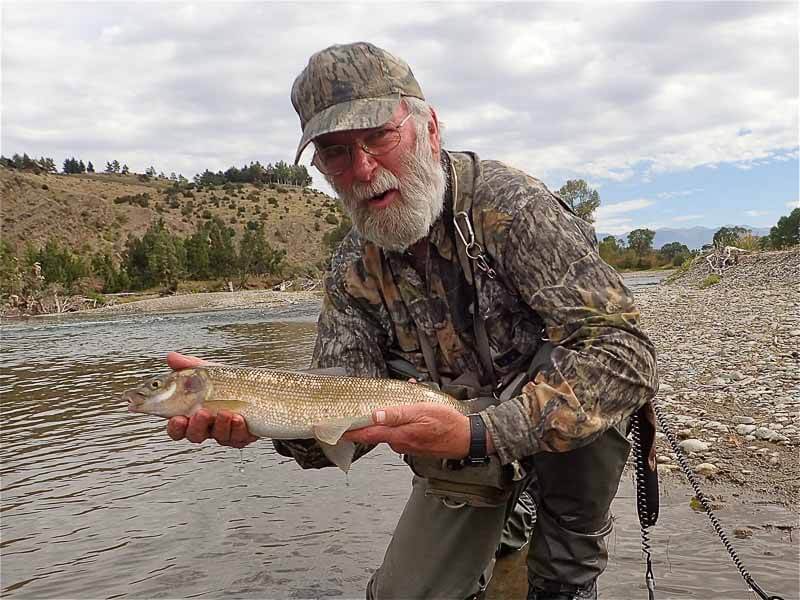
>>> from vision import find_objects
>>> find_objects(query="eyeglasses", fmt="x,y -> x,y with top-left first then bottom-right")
312,113 -> 413,176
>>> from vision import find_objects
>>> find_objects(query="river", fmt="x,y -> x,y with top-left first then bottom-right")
1,279 -> 797,599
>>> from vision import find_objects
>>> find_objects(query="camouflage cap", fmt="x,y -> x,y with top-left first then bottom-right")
291,42 -> 425,164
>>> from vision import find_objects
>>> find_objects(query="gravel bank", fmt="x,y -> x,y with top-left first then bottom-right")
88,289 -> 323,315
635,249 -> 799,506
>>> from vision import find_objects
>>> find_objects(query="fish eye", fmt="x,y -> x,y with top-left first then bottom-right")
150,380 -> 161,389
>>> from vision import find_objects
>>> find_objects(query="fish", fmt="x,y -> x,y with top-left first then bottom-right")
123,366 -> 467,472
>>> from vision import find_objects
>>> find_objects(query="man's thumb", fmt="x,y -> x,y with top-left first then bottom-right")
373,405 -> 409,426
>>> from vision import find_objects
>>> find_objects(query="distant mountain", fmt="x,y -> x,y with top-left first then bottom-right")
596,225 -> 772,250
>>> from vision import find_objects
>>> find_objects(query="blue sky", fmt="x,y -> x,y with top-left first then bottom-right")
550,150 -> 799,235
2,2 -> 798,235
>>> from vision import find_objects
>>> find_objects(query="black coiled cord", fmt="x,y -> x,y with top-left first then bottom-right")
651,398 -> 785,600
631,413 -> 657,600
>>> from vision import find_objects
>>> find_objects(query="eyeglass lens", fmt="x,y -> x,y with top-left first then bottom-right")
315,127 -> 402,175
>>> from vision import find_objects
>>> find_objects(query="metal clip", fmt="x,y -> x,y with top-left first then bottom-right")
453,211 -> 475,249
453,211 -> 497,279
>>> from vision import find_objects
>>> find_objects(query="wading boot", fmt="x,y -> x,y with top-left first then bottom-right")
526,578 -> 597,600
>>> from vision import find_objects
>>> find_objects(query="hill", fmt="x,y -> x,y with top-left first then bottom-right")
597,225 -> 772,250
0,167 -> 345,276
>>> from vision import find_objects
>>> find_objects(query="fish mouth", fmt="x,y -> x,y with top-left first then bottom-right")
123,390 -> 145,413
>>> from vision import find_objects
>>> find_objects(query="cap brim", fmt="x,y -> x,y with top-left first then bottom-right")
293,96 -> 402,165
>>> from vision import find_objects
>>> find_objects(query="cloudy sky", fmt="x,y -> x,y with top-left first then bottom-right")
2,2 -> 798,234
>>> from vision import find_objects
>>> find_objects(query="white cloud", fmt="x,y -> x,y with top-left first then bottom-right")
657,188 -> 704,200
672,214 -> 704,222
594,198 -> 656,233
787,200 -> 800,210
596,198 -> 655,216
1,2 -> 797,189
744,210 -> 770,217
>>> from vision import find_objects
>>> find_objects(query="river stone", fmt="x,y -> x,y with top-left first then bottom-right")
732,416 -> 755,425
734,527 -> 754,539
679,439 -> 709,453
705,421 -> 728,432
735,424 -> 757,435
754,427 -> 777,441
694,463 -> 718,476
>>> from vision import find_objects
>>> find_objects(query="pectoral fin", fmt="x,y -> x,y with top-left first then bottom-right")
312,419 -> 354,445
318,439 -> 356,473
312,419 -> 361,472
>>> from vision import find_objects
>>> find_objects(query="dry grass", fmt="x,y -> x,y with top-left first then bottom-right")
0,168 -> 344,275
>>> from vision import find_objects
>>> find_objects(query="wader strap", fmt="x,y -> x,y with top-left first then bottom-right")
447,151 -> 498,389
417,329 -> 441,386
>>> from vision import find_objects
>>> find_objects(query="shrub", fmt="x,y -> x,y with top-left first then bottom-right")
325,213 -> 339,225
202,209 -> 212,219
700,274 -> 721,289
113,193 -> 151,208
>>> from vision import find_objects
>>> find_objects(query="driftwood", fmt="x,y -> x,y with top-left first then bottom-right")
2,292 -> 100,317
271,278 -> 320,292
705,246 -> 749,275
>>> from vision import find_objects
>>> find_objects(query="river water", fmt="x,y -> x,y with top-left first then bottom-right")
1,284 -> 797,599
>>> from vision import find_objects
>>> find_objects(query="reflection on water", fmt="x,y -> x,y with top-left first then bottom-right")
1,304 -> 797,599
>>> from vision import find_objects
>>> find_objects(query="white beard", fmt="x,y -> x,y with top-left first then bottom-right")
328,134 -> 446,252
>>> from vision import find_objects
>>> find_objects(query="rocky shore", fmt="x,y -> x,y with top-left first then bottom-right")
635,249 -> 799,506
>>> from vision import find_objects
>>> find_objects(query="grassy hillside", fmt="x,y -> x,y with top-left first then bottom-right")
0,167 -> 345,277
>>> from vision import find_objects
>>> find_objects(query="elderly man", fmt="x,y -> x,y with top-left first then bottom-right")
167,42 -> 658,600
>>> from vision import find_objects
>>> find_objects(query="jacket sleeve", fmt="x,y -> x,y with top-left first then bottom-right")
481,191 -> 658,464
272,249 -> 389,469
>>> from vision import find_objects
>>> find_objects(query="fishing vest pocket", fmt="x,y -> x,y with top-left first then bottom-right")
403,453 -> 515,508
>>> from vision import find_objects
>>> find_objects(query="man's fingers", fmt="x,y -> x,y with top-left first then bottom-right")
229,415 -> 257,447
212,410 -> 234,443
185,410 -> 213,443
372,405 -> 414,426
344,425 -> 398,445
167,416 -> 189,441
167,352 -> 210,371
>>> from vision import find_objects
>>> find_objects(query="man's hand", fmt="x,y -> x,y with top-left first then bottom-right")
164,352 -> 258,449
343,403 -> 478,459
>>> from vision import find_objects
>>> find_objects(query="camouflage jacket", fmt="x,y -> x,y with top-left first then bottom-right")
274,151 -> 658,468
